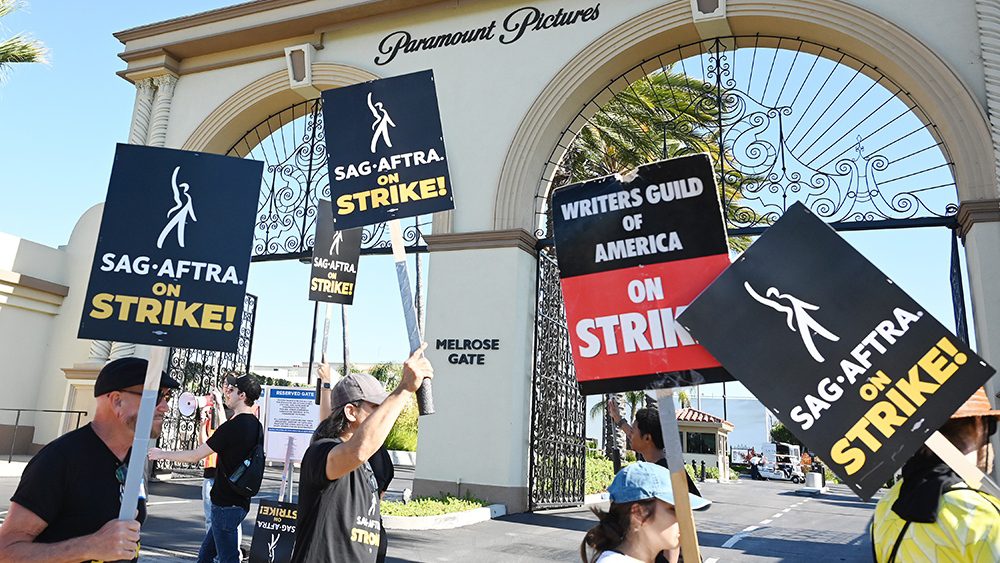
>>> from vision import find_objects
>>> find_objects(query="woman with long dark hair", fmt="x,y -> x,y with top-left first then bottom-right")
581,462 -> 710,563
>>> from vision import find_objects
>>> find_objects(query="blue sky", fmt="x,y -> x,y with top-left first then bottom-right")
0,3 -> 974,379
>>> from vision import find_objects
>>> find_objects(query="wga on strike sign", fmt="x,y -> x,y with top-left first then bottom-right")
552,154 -> 733,394
679,203 -> 995,500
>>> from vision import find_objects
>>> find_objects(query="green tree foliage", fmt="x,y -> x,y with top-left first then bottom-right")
677,390 -> 691,409
0,1 -> 46,79
552,68 -> 764,250
769,422 -> 804,447
588,391 -> 648,421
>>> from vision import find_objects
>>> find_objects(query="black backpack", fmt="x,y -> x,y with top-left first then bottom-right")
225,422 -> 265,498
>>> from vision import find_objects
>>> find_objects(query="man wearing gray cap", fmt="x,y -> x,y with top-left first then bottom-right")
0,357 -> 180,562
292,343 -> 434,563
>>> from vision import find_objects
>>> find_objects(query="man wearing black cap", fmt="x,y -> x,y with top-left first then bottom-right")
149,373 -> 262,563
292,344 -> 434,563
0,357 -> 180,562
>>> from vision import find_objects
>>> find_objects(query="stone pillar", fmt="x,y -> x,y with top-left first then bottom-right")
957,201 -> 1000,482
413,230 -> 538,513
87,340 -> 112,363
973,0 -> 1000,482
128,78 -> 156,145
146,74 -> 178,148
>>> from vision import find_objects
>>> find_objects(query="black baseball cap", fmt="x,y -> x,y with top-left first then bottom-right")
225,373 -> 262,402
94,357 -> 181,397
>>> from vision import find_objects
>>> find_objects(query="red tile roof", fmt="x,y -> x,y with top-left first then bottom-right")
676,407 -> 731,426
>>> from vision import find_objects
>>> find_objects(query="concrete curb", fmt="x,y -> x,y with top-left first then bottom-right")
388,450 -> 416,466
584,492 -> 609,505
383,503 -> 506,530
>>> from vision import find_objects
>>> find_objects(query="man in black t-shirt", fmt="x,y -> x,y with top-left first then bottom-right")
292,344 -> 434,563
0,357 -> 180,562
149,373 -> 262,563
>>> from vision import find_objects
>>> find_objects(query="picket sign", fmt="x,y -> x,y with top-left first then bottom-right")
313,303 -> 335,405
924,431 -> 1000,497
389,219 -> 434,414
118,346 -> 168,521
655,388 -> 701,562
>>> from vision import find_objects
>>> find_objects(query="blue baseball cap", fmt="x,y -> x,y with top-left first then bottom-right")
608,462 -> 711,511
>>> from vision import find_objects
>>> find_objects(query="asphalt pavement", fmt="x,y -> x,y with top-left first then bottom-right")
0,463 -> 876,562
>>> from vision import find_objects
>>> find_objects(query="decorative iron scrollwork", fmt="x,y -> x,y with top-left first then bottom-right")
540,36 -> 959,235
227,99 -> 429,261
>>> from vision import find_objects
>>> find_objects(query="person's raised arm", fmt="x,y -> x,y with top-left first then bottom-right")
318,355 -> 332,422
0,503 -> 140,563
607,397 -> 633,435
325,343 -> 432,481
148,441 -> 214,464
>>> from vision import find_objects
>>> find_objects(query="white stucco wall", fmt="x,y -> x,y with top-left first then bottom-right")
0,233 -> 68,437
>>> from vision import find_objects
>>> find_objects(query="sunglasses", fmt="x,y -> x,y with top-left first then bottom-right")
119,389 -> 174,404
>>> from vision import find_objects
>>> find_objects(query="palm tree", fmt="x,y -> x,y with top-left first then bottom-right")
588,391 -> 648,421
0,1 -> 47,80
551,68 -> 764,250
677,390 -> 691,409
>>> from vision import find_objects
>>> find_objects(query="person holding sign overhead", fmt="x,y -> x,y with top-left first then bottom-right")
292,344 -> 433,563
871,388 -> 1000,562
581,462 -> 710,563
0,357 -> 179,562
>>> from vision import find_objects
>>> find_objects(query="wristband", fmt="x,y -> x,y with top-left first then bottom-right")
615,418 -> 626,428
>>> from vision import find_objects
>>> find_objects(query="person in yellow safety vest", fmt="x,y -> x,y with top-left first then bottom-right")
871,388 -> 1000,562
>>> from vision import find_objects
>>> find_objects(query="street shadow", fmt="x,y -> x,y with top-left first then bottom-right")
498,510 -> 597,533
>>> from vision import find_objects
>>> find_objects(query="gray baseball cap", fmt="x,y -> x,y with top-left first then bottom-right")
331,372 -> 389,410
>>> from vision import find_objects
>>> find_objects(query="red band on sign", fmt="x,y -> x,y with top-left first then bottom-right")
560,253 -> 731,383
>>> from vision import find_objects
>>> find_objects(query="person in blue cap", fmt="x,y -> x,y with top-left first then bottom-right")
581,462 -> 711,563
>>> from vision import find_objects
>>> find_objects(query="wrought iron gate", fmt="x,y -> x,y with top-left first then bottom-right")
156,293 -> 257,471
527,249 -> 586,510
527,35 -> 971,509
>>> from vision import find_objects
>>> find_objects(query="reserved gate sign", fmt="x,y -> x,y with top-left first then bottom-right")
551,154 -> 734,395
78,144 -> 262,352
678,203 -> 995,500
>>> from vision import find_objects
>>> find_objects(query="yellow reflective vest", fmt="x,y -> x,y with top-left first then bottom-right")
872,480 -> 1000,562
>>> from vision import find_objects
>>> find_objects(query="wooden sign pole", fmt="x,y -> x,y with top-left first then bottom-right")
925,430 -> 1000,497
654,388 -> 701,562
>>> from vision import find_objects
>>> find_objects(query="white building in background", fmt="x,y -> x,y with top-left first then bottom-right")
250,362 -> 383,386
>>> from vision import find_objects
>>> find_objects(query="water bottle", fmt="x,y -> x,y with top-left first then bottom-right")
230,459 -> 250,482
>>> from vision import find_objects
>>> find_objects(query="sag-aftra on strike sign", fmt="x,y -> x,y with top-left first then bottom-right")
679,204 -> 995,500
552,154 -> 734,395
321,69 -> 454,230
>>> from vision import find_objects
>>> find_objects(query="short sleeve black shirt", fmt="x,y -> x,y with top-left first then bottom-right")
291,438 -> 381,563
10,424 -> 146,561
207,412 -> 262,511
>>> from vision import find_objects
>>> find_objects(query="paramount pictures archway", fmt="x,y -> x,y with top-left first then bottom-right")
111,0 -> 1000,513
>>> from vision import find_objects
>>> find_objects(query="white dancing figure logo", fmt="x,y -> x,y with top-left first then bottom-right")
329,230 -> 344,256
156,166 -> 197,249
744,282 -> 840,363
367,92 -> 395,153
268,533 -> 280,562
